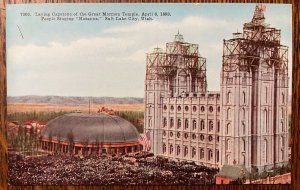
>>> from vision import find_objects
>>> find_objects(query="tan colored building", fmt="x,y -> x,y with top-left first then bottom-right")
144,5 -> 289,173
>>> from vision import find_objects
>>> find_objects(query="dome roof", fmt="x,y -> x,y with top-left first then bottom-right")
41,113 -> 140,143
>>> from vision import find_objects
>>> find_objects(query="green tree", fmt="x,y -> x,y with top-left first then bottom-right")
17,126 -> 25,153
114,111 -> 144,133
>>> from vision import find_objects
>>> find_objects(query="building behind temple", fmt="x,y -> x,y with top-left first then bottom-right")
144,5 -> 289,173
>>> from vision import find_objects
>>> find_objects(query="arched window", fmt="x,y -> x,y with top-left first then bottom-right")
242,155 -> 246,165
282,92 -> 285,104
227,91 -> 231,103
241,108 -> 246,120
192,147 -> 196,158
177,119 -> 181,128
265,87 -> 268,103
227,108 -> 231,120
178,106 -> 181,111
170,118 -> 174,128
226,139 -> 231,151
163,118 -> 167,128
264,139 -> 268,163
163,144 -> 166,153
209,120 -> 213,131
242,139 -> 246,151
149,118 -> 152,127
200,135 -> 204,141
216,150 -> 219,162
193,106 -> 197,112
264,109 -> 268,133
208,149 -> 213,160
184,133 -> 188,139
226,123 -> 231,135
281,136 -> 285,147
200,120 -> 205,130
281,149 -> 284,161
184,147 -> 188,157
148,106 -> 152,115
169,144 -> 173,154
281,121 -> 285,132
176,146 -> 181,156
200,148 -> 204,159
227,155 -> 231,165
192,134 -> 196,140
242,123 -> 246,135
242,91 -> 246,104
192,120 -> 197,130
185,106 -> 189,111
201,106 -> 205,112
217,120 -> 220,132
170,105 -> 174,111
185,119 -> 189,129
282,108 -> 285,119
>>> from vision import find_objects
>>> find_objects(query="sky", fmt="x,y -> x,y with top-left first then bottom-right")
6,3 -> 292,98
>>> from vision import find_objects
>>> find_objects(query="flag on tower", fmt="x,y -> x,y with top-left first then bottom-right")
258,4 -> 266,12
139,131 -> 151,151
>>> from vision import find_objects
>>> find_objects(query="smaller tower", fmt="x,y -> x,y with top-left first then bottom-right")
144,32 -> 207,155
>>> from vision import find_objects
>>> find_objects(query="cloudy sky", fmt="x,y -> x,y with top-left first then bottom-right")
6,3 -> 292,97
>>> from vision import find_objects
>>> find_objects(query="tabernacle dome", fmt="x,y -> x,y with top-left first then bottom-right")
40,113 -> 142,155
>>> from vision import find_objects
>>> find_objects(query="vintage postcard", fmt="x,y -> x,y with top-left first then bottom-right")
6,3 -> 292,185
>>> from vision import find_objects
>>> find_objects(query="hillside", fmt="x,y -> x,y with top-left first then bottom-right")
8,95 -> 143,106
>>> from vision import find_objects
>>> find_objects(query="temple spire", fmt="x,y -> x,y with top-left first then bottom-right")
251,4 -> 266,25
174,30 -> 184,42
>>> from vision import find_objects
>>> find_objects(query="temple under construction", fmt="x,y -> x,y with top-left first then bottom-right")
144,5 -> 289,173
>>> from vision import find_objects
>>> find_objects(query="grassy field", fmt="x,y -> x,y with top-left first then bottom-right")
8,103 -> 144,114
8,103 -> 290,115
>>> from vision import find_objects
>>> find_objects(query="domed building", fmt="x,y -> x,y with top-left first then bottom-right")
40,113 -> 142,155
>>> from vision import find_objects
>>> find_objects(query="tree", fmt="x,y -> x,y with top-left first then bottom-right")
17,126 -> 25,153
34,127 -> 39,152
29,126 -> 35,154
114,111 -> 144,133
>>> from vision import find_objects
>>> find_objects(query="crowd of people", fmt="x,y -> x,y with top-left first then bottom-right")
8,152 -> 219,185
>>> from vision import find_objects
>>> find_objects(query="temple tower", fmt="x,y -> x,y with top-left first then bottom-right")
144,33 -> 207,155
220,5 -> 289,172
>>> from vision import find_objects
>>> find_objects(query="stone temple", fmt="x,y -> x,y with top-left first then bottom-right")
144,5 -> 289,173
